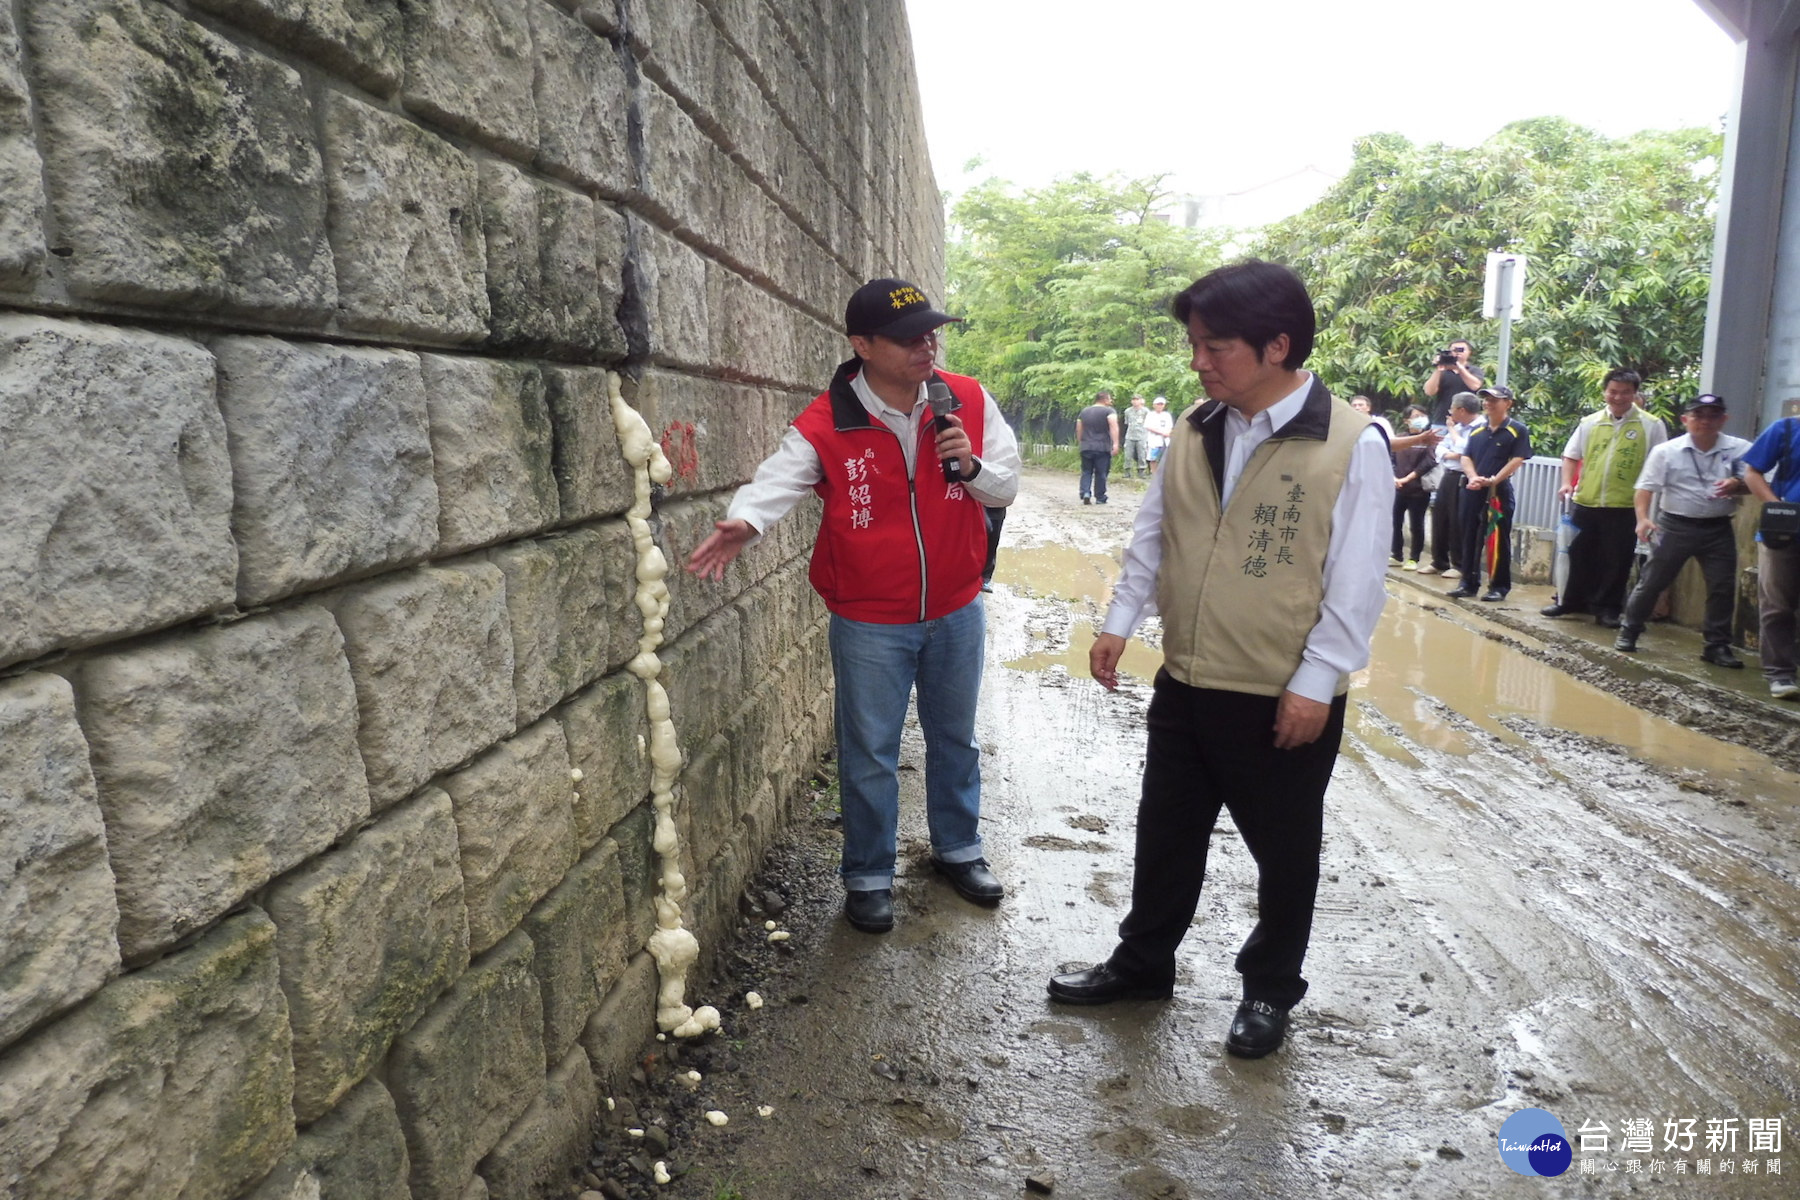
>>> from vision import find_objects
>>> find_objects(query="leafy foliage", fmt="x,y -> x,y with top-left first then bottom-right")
942,174 -> 1227,422
1252,118 -> 1721,446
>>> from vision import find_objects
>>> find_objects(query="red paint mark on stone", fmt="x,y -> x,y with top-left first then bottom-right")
661,421 -> 700,485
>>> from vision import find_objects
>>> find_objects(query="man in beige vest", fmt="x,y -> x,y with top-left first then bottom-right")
1046,261 -> 1391,1058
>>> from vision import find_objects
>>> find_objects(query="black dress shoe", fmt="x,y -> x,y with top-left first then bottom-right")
1614,629 -> 1640,652
1480,589 -> 1506,602
1701,644 -> 1744,669
1446,587 -> 1477,599
1595,610 -> 1622,628
1540,603 -> 1574,617
1046,962 -> 1174,1005
1225,1000 -> 1290,1058
933,857 -> 1004,905
844,888 -> 894,933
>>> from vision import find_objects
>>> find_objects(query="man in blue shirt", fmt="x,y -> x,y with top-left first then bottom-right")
1449,386 -> 1532,602
1743,413 -> 1800,699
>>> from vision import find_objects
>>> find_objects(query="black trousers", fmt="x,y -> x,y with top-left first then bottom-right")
1079,450 -> 1112,502
1429,470 -> 1465,571
1109,674 -> 1347,1009
1392,490 -> 1428,561
1562,504 -> 1638,614
1621,513 -> 1737,645
1458,482 -> 1515,593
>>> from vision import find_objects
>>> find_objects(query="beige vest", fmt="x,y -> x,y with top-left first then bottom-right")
1156,380 -> 1369,697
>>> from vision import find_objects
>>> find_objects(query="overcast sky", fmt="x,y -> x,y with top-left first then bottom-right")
905,0 -> 1739,225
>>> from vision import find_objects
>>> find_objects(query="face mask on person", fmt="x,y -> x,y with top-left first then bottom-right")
1407,416 -> 1428,431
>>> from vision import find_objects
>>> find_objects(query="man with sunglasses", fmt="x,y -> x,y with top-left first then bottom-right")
686,278 -> 1021,933
1613,395 -> 1750,665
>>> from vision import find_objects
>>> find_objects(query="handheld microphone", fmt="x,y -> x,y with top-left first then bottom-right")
926,380 -> 962,484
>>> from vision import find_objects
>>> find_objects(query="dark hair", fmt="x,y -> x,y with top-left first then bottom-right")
1603,368 -> 1641,391
1170,260 -> 1315,369
1403,403 -> 1430,420
1095,389 -> 1113,400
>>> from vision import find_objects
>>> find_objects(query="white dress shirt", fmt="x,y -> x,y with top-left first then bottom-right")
727,370 -> 1021,539
1634,432 -> 1752,519
1101,373 -> 1392,704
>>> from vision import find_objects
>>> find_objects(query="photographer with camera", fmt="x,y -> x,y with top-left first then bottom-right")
1423,340 -> 1484,426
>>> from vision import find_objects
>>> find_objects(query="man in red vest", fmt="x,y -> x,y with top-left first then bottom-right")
686,279 -> 1021,934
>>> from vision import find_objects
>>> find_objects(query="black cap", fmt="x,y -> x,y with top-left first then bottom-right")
844,278 -> 961,340
1476,385 -> 1516,402
1682,393 -> 1727,414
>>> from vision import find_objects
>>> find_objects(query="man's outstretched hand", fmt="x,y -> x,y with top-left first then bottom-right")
686,519 -> 756,581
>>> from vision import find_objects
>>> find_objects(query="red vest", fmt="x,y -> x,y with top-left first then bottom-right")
792,366 -> 989,623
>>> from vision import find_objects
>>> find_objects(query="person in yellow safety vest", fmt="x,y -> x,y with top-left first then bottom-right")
1541,369 -> 1667,627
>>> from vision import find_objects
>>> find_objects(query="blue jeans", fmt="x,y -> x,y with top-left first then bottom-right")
829,597 -> 986,890
1080,450 -> 1112,501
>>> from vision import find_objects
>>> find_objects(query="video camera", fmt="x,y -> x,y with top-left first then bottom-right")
1435,348 -> 1459,367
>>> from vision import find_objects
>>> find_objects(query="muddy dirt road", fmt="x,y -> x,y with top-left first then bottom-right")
626,466 -> 1800,1200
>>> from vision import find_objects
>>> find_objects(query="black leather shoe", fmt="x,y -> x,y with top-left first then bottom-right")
1540,603 -> 1574,617
844,888 -> 894,933
1225,1000 -> 1290,1058
1701,644 -> 1744,669
1446,587 -> 1477,599
1480,589 -> 1507,602
1596,610 -> 1622,628
1614,629 -> 1640,652
932,857 -> 1004,905
1046,963 -> 1174,1005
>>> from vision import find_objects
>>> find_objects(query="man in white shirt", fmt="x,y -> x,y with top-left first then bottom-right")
1144,396 -> 1175,474
1422,392 -> 1479,576
686,279 -> 1022,934
1614,394 -> 1751,664
1046,261 -> 1389,1059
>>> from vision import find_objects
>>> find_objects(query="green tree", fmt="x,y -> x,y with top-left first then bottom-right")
1253,118 -> 1720,444
943,173 -> 1226,424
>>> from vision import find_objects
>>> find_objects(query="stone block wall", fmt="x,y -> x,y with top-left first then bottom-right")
0,2 -> 943,1198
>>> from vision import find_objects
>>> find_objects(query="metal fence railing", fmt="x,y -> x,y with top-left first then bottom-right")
1510,456 -> 1564,530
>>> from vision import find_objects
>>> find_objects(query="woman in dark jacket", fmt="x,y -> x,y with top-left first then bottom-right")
1392,404 -> 1435,569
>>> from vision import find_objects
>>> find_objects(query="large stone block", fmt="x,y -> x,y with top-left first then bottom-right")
678,733 -> 736,878
636,82 -> 712,238
265,788 -> 469,1125
495,525 -> 636,726
214,337 -> 438,606
528,1 -> 630,196
542,365 -> 633,524
327,562 -> 516,810
628,372 -> 769,500
322,91 -> 487,341
399,0 -> 536,159
479,160 -> 623,357
0,317 -> 235,669
478,1044 -> 599,1200
0,911 -> 294,1200
22,0 -> 334,318
0,7 -> 44,290
76,607 -> 370,961
708,262 -> 795,384
658,609 -> 742,750
522,841 -> 626,1064
631,216 -> 710,370
388,931 -> 544,1200
655,495 -> 739,644
421,354 -> 558,553
558,671 -> 648,850
627,0 -> 720,121
243,1076 -> 410,1200
0,673 -> 118,1050
604,806 -> 657,951
189,0 -> 404,96
577,951 -> 655,1091
442,719 -> 576,957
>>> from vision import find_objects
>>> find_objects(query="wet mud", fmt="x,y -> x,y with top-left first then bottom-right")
609,467 -> 1798,1200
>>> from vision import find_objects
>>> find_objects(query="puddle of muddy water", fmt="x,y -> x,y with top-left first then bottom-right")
1360,589 -> 1800,809
995,543 -> 1168,682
